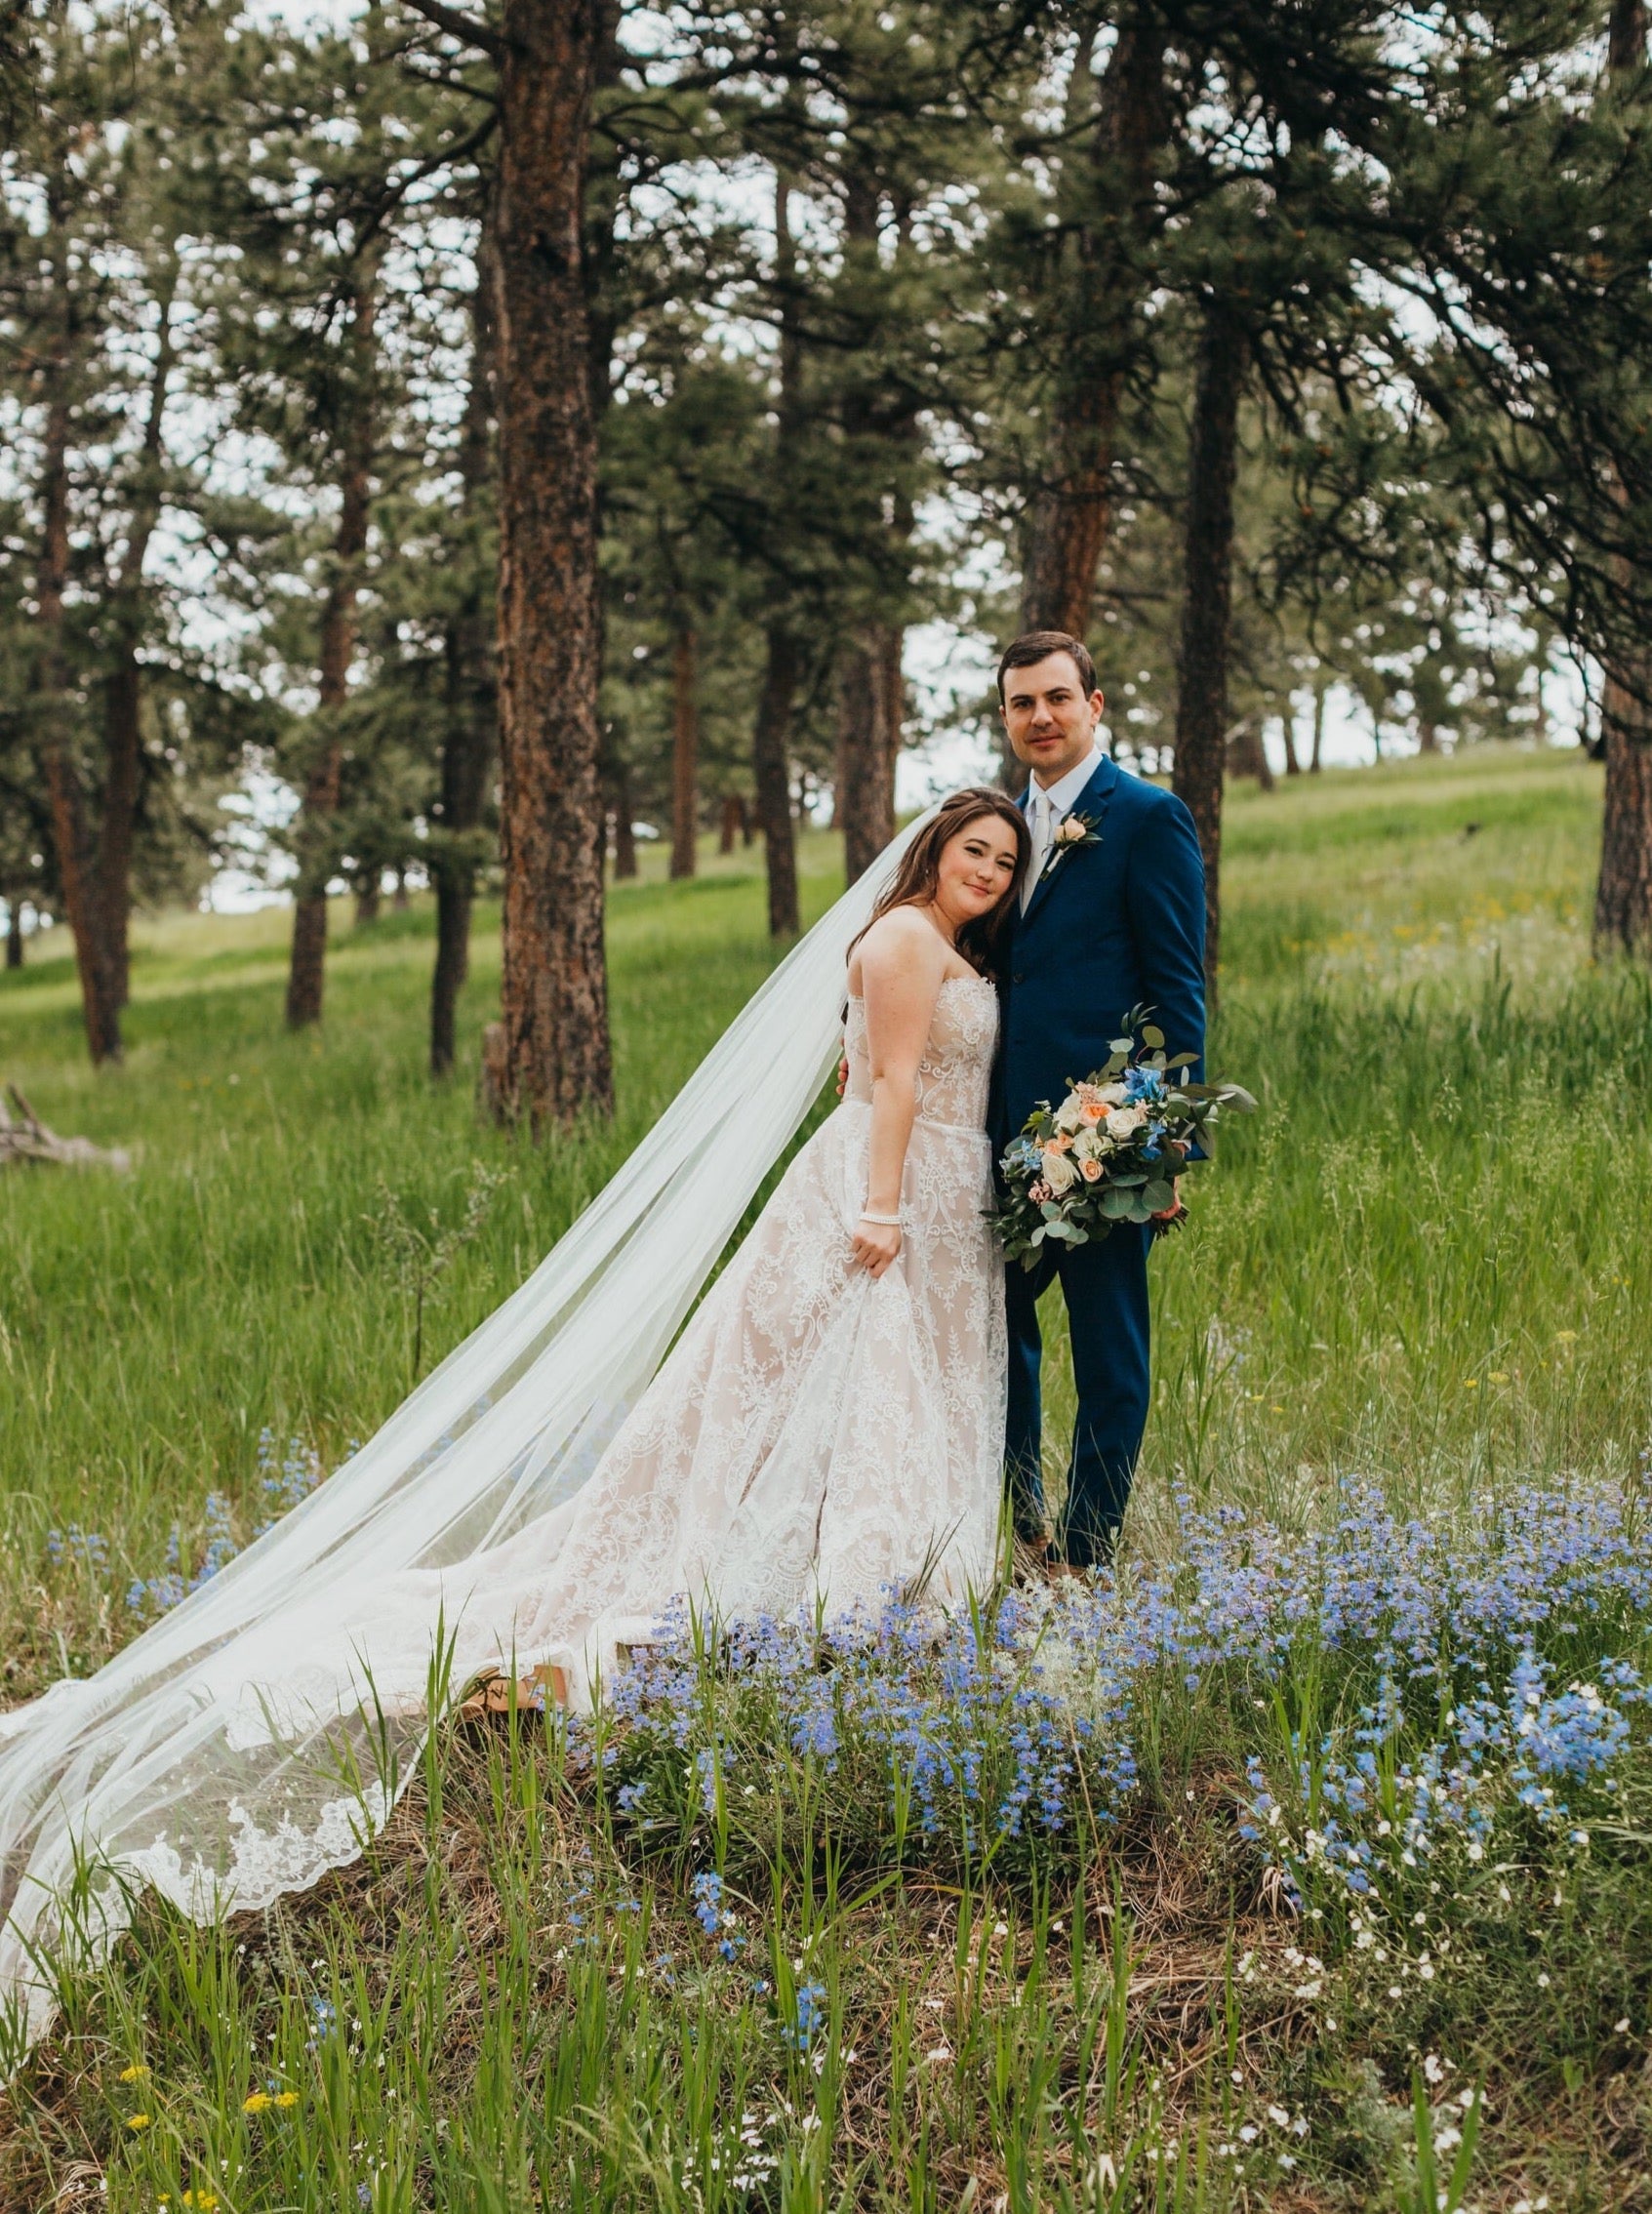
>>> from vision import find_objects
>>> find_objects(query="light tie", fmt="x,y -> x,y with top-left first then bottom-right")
1023,788 -> 1054,911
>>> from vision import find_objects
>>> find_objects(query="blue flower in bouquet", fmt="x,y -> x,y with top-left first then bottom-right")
1123,1065 -> 1165,1103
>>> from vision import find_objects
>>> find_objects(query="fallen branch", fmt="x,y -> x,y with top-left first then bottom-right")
0,1085 -> 131,1172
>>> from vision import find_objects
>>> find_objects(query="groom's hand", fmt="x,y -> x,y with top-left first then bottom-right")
1151,1158 -> 1185,1223
836,1055 -> 850,1098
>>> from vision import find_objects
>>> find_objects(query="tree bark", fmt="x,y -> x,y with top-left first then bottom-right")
355,879 -> 381,926
1227,718 -> 1273,790
669,624 -> 699,879
286,253 -> 380,1030
1594,674 -> 1652,953
431,265 -> 498,1078
35,305 -> 122,1064
1281,704 -> 1302,776
1172,302 -> 1247,997
837,630 -> 896,884
491,0 -> 612,1126
753,164 -> 804,937
1310,679 -> 1326,772
1018,16 -> 1168,641
718,794 -> 745,854
99,273 -> 177,1013
753,628 -> 801,937
1593,0 -> 1652,955
4,904 -> 20,969
609,757 -> 637,880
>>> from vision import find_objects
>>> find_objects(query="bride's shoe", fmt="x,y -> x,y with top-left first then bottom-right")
457,1663 -> 568,1723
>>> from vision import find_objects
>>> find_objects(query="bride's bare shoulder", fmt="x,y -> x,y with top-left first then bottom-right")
857,906 -> 946,971
849,906 -> 947,998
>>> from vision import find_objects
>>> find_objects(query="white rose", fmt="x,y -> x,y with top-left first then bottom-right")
1105,1106 -> 1145,1141
1053,1096 -> 1086,1135
1042,1147 -> 1078,1192
1098,1082 -> 1127,1107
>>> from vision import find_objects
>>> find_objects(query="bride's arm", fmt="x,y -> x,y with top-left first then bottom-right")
850,911 -> 947,1279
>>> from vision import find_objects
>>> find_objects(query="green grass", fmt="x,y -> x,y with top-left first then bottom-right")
2,745 -> 1651,2210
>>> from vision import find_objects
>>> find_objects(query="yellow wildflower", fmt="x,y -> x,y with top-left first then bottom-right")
126,2112 -> 151,2130
242,2090 -> 271,2114
182,2194 -> 220,2211
274,2091 -> 300,2109
117,2062 -> 149,2082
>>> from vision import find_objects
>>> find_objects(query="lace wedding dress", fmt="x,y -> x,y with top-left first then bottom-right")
457,971 -> 1007,1703
0,817 -> 1008,2047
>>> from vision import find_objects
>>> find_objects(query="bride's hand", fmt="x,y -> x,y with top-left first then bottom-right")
851,1215 -> 902,1278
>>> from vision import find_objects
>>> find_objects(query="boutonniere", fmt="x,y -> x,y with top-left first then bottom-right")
1037,811 -> 1102,886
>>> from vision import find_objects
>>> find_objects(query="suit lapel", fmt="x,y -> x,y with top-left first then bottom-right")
1019,754 -> 1119,931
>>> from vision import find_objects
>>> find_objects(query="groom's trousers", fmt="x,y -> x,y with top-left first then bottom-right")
1003,1221 -> 1151,1569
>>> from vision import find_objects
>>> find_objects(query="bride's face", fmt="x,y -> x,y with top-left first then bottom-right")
933,814 -> 1022,929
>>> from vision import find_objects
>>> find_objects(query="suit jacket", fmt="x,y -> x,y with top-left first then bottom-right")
990,754 -> 1207,1151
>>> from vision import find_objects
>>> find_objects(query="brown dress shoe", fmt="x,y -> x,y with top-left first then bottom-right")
457,1662 -> 568,1723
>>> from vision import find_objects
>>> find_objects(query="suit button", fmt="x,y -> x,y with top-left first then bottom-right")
1012,971 -> 1025,984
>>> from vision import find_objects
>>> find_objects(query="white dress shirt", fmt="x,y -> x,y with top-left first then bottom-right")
1022,742 -> 1104,911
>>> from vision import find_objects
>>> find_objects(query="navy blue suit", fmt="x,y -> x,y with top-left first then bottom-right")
990,755 -> 1206,1565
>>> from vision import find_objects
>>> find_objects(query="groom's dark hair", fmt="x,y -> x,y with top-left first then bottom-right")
996,629 -> 1098,701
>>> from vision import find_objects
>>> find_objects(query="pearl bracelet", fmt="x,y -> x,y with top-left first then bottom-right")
859,1209 -> 903,1227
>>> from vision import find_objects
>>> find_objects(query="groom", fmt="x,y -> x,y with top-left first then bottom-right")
990,630 -> 1207,1572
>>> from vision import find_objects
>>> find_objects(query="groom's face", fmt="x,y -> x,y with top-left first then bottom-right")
999,653 -> 1105,786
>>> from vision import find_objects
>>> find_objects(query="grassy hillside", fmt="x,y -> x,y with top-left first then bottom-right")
2,746 -> 1650,2212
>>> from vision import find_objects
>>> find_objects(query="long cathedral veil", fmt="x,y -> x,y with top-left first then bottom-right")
0,810 -> 936,2049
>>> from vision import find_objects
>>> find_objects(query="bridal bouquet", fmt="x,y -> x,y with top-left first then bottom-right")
990,1014 -> 1255,1272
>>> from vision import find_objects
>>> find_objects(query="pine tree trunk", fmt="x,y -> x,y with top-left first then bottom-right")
606,749 -> 637,879
1018,17 -> 1168,641
878,620 -> 905,796
718,794 -> 743,854
4,904 -> 21,970
1593,0 -> 1652,956
491,0 -> 612,1127
99,658 -> 141,1007
1172,304 -> 1247,997
97,275 -> 175,1015
35,323 -> 122,1064
837,631 -> 895,885
753,627 -> 801,937
286,256 -> 379,1031
355,879 -> 381,926
670,624 -> 699,880
1281,706 -> 1302,776
431,267 -> 497,1078
1227,719 -> 1273,789
1418,718 -> 1440,753
1310,681 -> 1326,772
754,164 -> 805,938
1594,674 -> 1652,953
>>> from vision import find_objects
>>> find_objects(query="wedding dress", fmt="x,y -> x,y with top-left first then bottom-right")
0,813 -> 1006,2050
447,971 -> 1006,1702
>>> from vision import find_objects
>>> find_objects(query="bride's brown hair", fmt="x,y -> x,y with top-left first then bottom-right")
849,787 -> 1030,980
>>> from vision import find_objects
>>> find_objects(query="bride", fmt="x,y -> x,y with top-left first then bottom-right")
0,788 -> 1028,2041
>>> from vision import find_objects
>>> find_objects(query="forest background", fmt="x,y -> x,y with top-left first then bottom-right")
7,0 -> 1652,1112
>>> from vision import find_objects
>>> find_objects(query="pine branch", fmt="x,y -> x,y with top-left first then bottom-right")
398,0 -> 503,64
